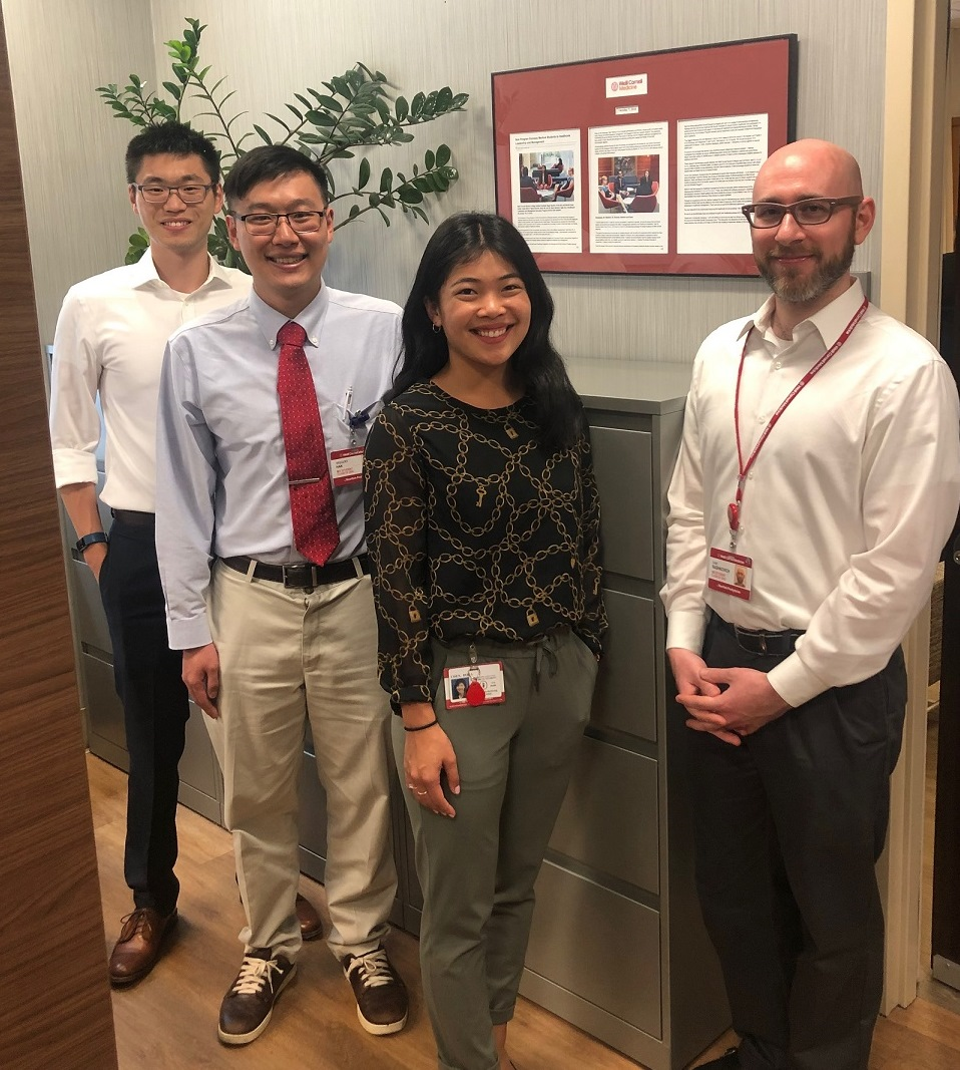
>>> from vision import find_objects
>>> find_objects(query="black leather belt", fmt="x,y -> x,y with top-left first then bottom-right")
110,509 -> 155,526
712,611 -> 804,657
221,554 -> 370,590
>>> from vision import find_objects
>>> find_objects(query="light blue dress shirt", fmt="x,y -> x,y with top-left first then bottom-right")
156,283 -> 402,649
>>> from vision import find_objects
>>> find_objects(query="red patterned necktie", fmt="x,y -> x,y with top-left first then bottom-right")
276,320 -> 340,565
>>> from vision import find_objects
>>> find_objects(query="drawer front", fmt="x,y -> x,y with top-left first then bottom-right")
548,736 -> 659,895
525,860 -> 661,1038
590,425 -> 654,580
82,650 -> 126,754
592,589 -> 657,742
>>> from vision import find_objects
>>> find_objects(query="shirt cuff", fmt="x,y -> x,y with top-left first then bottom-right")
52,449 -> 98,489
766,653 -> 828,709
665,607 -> 709,655
166,615 -> 213,651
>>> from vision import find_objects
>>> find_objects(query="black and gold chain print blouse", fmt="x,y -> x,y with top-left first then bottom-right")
363,380 -> 606,707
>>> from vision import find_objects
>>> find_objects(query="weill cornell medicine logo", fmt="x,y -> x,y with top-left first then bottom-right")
606,74 -> 648,98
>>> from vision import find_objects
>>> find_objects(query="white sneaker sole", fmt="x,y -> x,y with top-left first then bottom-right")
356,1005 -> 407,1036
217,962 -> 298,1046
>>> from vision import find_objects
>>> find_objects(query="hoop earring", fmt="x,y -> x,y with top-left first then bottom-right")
432,322 -> 442,334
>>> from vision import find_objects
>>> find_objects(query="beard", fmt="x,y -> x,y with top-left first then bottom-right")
755,225 -> 856,304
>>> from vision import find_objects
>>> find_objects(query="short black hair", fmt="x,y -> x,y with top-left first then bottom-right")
125,122 -> 220,185
223,145 -> 329,207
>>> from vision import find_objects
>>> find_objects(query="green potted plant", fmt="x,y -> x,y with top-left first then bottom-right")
97,17 -> 468,267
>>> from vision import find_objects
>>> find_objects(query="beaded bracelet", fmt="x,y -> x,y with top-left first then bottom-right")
403,718 -> 439,732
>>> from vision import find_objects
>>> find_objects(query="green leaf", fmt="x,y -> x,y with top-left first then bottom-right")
436,87 -> 453,111
395,96 -> 408,122
358,157 -> 371,188
424,149 -> 435,170
411,92 -> 425,118
436,143 -> 451,167
379,167 -> 393,193
162,81 -> 182,101
265,112 -> 291,133
450,93 -> 469,110
368,192 -> 381,207
398,185 -> 423,204
314,95 -> 343,113
253,124 -> 273,146
349,204 -> 360,219
376,207 -> 391,226
286,103 -> 303,121
306,110 -> 336,128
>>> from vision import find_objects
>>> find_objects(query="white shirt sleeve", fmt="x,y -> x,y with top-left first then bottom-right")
155,337 -> 218,650
768,358 -> 960,707
49,289 -> 102,487
661,356 -> 711,653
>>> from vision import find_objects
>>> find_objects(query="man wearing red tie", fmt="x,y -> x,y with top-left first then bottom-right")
155,145 -> 407,1047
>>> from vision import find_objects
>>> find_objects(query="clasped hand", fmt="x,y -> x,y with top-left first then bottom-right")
667,647 -> 790,746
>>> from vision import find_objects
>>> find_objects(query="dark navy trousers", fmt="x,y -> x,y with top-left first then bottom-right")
688,613 -> 907,1070
98,513 -> 189,916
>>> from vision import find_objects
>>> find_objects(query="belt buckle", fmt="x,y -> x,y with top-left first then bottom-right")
282,563 -> 316,590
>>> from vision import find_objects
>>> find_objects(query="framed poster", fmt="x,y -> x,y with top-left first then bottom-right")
492,35 -> 797,277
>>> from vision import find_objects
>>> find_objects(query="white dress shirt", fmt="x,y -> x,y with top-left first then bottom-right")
48,249 -> 250,511
155,283 -> 402,650
662,278 -> 960,708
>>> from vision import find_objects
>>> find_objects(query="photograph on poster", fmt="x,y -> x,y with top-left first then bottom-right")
589,122 -> 668,254
677,113 -> 768,255
509,128 -> 581,254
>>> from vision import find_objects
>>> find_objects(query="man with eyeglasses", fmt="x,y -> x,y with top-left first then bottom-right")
48,122 -> 265,985
662,139 -> 960,1070
154,144 -> 408,1046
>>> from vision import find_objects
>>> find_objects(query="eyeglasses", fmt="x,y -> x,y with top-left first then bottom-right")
133,183 -> 216,204
235,211 -> 328,235
741,196 -> 863,229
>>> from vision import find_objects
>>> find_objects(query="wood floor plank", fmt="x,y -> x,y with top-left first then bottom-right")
87,754 -> 960,1070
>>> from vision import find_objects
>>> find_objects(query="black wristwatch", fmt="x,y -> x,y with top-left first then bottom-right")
76,531 -> 109,554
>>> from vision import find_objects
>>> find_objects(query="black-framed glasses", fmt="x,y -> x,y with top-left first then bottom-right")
235,210 -> 328,235
133,183 -> 216,204
740,196 -> 863,229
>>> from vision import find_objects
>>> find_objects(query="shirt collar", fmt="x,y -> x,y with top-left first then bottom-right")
131,247 -> 238,294
737,276 -> 868,347
250,282 -> 329,350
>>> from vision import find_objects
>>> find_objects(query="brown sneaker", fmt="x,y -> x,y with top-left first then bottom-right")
108,907 -> 178,986
295,893 -> 323,941
218,950 -> 297,1046
342,946 -> 408,1035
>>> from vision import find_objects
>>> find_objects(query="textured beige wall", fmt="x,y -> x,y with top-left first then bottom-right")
2,0 -> 157,344
6,0 -> 888,360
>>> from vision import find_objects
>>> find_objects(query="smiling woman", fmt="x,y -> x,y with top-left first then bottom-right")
363,212 -> 607,1070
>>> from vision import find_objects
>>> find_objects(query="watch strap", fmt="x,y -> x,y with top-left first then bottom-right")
76,531 -> 109,554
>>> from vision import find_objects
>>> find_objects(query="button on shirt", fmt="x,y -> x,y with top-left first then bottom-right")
48,250 -> 250,511
156,284 -> 402,650
662,279 -> 960,708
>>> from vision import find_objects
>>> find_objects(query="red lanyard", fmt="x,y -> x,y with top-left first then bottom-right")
728,296 -> 868,547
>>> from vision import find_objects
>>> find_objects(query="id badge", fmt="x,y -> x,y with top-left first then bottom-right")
331,447 -> 363,487
707,547 -> 753,601
443,662 -> 506,709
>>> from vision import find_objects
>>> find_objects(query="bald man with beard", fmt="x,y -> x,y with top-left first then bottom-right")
661,140 -> 960,1069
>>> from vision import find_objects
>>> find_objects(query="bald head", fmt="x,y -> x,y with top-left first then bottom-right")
753,139 -> 864,202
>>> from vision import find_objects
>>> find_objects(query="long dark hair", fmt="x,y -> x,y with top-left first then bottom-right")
391,211 -> 584,451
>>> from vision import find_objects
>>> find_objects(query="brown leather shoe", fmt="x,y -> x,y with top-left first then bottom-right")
295,893 -> 323,941
108,907 -> 178,986
342,946 -> 408,1035
218,949 -> 297,1045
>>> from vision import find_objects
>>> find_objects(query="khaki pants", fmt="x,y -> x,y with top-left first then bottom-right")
395,629 -> 598,1070
206,561 -> 396,962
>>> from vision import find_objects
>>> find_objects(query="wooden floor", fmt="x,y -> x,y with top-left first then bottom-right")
87,748 -> 960,1070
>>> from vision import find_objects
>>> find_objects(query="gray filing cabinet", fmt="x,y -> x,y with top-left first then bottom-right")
516,360 -> 729,1070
